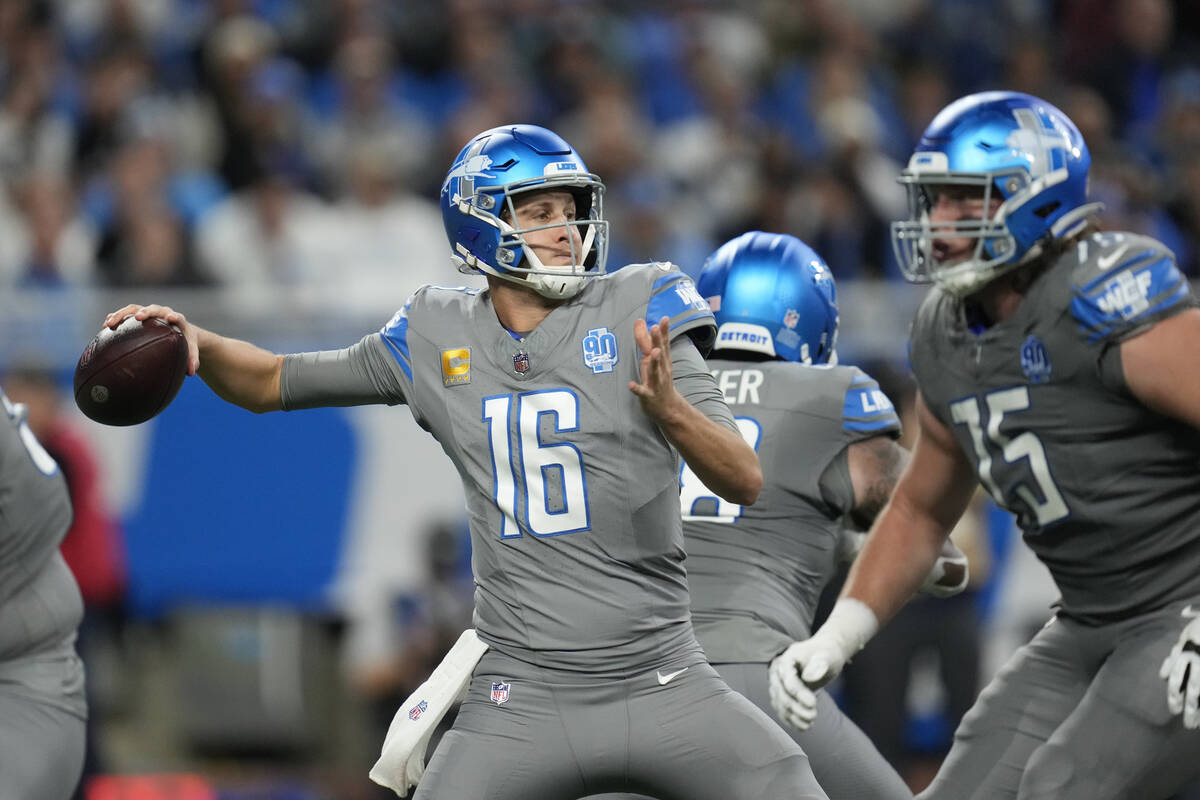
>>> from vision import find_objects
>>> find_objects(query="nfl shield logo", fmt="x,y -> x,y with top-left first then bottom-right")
408,699 -> 428,721
490,681 -> 511,705
783,309 -> 800,329
513,352 -> 530,373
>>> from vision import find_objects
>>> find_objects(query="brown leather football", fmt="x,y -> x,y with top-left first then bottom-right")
74,316 -> 188,426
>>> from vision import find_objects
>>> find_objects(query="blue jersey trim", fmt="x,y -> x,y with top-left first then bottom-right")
380,304 -> 414,381
1071,256 -> 1191,342
842,381 -> 901,434
647,272 -> 715,334
843,418 -> 902,433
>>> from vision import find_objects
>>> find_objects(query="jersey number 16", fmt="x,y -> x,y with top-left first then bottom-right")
483,389 -> 589,539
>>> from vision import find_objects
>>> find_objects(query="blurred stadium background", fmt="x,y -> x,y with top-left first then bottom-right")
1,0 -> 1197,798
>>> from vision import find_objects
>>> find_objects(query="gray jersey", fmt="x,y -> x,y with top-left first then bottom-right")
910,231 -> 1200,623
684,359 -> 900,662
0,389 -> 81,660
282,264 -> 727,673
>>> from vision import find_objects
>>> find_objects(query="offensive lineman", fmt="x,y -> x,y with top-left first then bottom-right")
104,125 -> 829,800
0,385 -> 87,799
769,91 -> 1200,799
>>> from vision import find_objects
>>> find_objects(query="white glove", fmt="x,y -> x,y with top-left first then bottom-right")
1159,608 -> 1200,729
919,539 -> 970,598
767,598 -> 878,731
369,629 -> 489,796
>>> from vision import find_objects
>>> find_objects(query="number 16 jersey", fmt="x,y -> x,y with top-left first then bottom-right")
281,263 -> 726,674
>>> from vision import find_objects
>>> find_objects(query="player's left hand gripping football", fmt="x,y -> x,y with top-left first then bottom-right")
630,317 -> 684,422
1159,609 -> 1200,729
105,304 -> 201,376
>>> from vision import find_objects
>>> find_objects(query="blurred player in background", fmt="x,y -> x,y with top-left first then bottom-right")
769,91 -> 1200,799
103,124 -> 831,799
684,231 -> 965,799
0,380 -> 87,799
2,366 -> 127,798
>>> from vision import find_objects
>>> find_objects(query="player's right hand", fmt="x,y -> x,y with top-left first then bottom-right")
768,638 -> 845,731
105,304 -> 200,376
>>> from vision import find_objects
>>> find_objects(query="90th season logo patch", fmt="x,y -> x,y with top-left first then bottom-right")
582,327 -> 619,374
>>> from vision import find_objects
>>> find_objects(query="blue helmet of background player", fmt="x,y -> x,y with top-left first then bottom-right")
890,91 -> 1103,297
439,124 -> 609,300
696,231 -> 839,365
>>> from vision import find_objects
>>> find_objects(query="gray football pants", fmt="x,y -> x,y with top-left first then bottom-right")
414,648 -> 828,800
919,600 -> 1200,800
0,638 -> 86,800
587,661 -> 911,800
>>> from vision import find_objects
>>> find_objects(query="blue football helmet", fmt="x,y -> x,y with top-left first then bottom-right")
440,124 -> 608,299
890,91 -> 1103,296
696,231 -> 838,365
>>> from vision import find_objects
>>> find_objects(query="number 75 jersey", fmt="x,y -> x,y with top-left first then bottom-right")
909,232 -> 1200,624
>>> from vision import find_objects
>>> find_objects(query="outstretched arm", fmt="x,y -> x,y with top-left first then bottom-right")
629,317 -> 762,506
105,304 -> 283,414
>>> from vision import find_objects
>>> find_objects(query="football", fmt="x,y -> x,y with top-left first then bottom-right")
74,316 -> 189,426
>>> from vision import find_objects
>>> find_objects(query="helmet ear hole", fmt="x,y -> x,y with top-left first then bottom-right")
1034,201 -> 1061,219
568,187 -> 593,218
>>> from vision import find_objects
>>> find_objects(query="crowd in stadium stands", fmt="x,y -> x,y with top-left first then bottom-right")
2,1 -> 1200,796
1,0 -> 1198,305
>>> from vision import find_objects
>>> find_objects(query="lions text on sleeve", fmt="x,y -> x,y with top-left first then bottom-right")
684,359 -> 900,662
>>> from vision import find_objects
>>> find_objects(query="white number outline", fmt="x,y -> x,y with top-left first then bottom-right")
483,389 -> 590,539
679,416 -> 763,523
1,390 -> 59,477
949,387 -> 1068,528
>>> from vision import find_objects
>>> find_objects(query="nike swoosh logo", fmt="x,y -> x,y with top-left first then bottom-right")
1097,244 -> 1130,271
657,667 -> 689,685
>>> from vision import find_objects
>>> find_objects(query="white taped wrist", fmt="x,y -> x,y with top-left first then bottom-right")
817,598 -> 879,659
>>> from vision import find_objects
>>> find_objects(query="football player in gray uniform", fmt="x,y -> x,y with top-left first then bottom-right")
684,231 -> 970,800
769,91 -> 1200,800
104,125 -> 830,800
588,232 -> 972,800
0,385 -> 87,799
